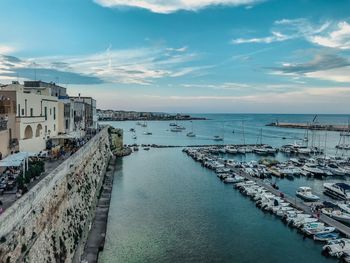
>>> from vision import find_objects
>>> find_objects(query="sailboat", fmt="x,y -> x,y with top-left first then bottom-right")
187,121 -> 196,137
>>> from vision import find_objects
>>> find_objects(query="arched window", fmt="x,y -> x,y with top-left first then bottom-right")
24,125 -> 33,139
36,124 -> 42,137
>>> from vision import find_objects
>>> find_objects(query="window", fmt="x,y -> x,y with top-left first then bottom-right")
21,109 -> 24,116
17,104 -> 20,116
65,119 -> 69,129
44,107 -> 47,120
45,125 -> 47,133
53,107 -> 56,120
50,108 -> 52,115
54,124 -> 56,131
30,108 -> 33,117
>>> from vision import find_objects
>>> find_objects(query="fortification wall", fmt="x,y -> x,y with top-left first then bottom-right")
0,127 -> 113,263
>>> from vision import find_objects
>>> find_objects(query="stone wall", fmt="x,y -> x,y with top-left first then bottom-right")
0,127 -> 113,263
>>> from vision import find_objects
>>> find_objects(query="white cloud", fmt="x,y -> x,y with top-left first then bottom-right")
0,45 -> 15,54
94,0 -> 263,14
309,22 -> 350,50
305,67 -> 350,83
232,31 -> 292,44
0,46 -> 206,85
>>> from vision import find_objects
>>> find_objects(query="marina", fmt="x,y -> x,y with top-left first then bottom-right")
100,115 -> 350,263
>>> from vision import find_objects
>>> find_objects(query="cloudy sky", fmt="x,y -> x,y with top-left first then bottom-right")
0,0 -> 350,113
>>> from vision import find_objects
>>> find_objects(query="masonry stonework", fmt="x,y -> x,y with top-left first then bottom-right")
0,127 -> 114,263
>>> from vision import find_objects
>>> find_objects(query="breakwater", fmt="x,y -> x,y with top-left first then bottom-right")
0,127 -> 118,263
267,122 -> 349,132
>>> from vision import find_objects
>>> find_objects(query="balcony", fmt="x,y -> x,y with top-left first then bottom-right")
0,119 -> 7,131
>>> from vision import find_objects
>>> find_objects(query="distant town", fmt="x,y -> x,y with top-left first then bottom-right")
97,109 -> 207,121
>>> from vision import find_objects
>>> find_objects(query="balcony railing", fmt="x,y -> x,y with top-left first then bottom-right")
0,119 -> 7,131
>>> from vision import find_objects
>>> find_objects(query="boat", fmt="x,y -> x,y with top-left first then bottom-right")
322,238 -> 350,257
143,147 -> 150,151
324,183 -> 350,200
213,135 -> 223,141
225,146 -> 237,154
186,132 -> 196,137
169,123 -> 177,126
314,232 -> 340,242
132,135 -> 137,140
331,210 -> 350,224
296,186 -> 320,202
143,131 -> 152,135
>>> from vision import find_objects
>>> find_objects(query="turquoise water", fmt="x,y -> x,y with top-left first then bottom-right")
99,149 -> 335,263
101,113 -> 350,156
99,114 -> 349,263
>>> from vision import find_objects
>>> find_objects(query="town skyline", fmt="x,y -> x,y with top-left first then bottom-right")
1,0 -> 350,113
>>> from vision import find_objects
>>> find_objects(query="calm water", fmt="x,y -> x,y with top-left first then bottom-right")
99,114 -> 349,263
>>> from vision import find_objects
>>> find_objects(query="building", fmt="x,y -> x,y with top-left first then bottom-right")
0,81 -> 60,154
70,96 -> 97,130
0,90 -> 18,158
23,80 -> 67,98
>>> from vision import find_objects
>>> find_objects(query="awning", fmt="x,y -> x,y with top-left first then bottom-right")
50,131 -> 83,140
0,152 -> 37,167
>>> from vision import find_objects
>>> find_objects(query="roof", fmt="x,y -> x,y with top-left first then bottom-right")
0,152 -> 37,167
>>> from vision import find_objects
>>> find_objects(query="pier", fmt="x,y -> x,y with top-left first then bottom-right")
267,122 -> 349,132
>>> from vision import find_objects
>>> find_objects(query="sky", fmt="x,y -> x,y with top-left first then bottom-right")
0,0 -> 350,114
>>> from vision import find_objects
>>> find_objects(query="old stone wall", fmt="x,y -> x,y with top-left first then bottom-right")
0,127 -> 113,263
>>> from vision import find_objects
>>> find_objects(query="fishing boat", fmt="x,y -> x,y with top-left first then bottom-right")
314,232 -> 340,242
296,186 -> 320,201
323,183 -> 350,200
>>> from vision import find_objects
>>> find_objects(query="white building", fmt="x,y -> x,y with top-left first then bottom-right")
0,82 -> 60,153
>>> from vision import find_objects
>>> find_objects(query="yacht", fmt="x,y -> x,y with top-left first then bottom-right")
324,183 -> 350,200
296,186 -> 320,202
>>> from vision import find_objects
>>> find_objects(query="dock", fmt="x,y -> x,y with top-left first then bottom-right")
81,157 -> 116,262
234,168 -> 350,237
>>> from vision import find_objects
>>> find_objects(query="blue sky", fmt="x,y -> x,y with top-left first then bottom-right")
0,0 -> 350,113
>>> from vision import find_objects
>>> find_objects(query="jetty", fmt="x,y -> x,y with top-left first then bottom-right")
266,122 -> 349,132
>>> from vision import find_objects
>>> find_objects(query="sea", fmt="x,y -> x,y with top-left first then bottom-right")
98,114 -> 350,263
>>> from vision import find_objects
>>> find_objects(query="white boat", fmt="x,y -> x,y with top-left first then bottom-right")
324,183 -> 350,201
225,146 -> 238,154
143,131 -> 152,135
296,186 -> 320,202
224,177 -> 242,184
186,132 -> 196,137
322,238 -> 350,257
213,135 -> 224,141
331,210 -> 350,224
338,203 -> 350,214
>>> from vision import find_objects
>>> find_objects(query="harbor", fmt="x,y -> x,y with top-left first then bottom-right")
184,145 -> 350,260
